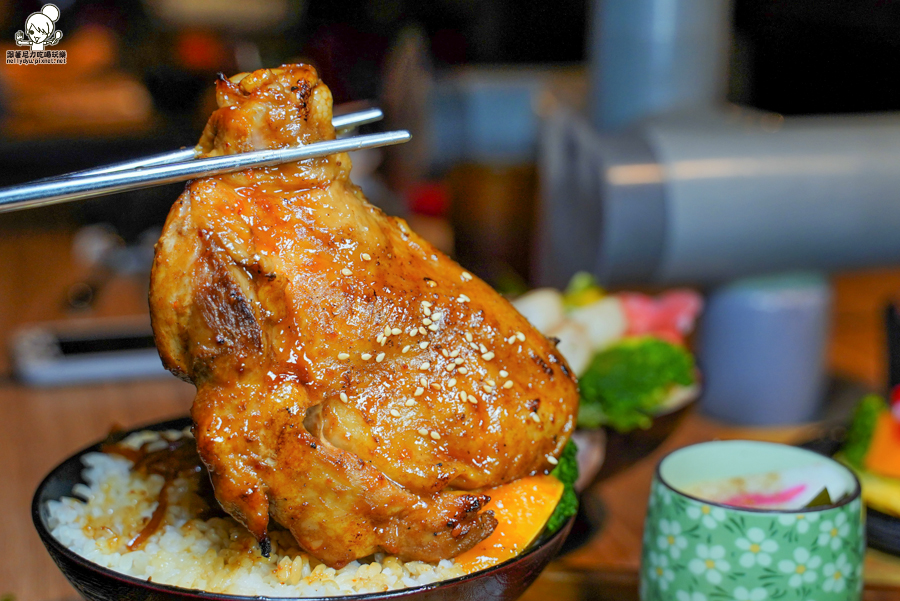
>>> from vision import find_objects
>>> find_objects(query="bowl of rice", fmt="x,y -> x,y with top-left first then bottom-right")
33,417 -> 574,601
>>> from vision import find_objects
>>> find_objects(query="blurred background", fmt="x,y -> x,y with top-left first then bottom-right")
0,0 -> 899,409
8,1 -> 900,599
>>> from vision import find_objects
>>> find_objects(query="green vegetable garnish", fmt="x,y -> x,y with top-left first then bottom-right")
842,393 -> 888,468
577,337 -> 695,432
803,487 -> 833,509
546,440 -> 579,534
563,272 -> 605,308
493,267 -> 529,298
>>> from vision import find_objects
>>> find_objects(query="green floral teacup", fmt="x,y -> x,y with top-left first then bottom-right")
640,440 -> 864,601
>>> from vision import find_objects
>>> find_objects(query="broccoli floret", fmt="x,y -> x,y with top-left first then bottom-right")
546,440 -> 579,534
577,337 -> 695,432
842,394 -> 888,468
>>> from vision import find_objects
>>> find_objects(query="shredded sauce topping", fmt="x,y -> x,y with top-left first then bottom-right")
102,431 -> 221,550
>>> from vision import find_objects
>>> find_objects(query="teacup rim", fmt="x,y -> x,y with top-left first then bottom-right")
654,439 -> 862,515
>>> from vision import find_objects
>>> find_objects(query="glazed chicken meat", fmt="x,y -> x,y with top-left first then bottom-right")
149,65 -> 579,569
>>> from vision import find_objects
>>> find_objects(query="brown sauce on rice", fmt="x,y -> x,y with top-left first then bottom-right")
103,431 -> 224,549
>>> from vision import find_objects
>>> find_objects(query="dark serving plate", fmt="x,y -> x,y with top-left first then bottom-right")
591,396 -> 696,484
33,417 -> 574,601
554,397 -> 698,555
800,425 -> 900,557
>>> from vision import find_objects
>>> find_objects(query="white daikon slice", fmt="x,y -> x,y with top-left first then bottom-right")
568,297 -> 627,351
511,288 -> 566,334
546,320 -> 592,376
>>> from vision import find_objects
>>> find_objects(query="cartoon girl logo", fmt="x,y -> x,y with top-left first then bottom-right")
15,4 -> 63,52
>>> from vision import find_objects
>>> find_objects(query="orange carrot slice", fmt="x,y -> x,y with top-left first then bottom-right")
453,474 -> 564,574
865,412 -> 900,479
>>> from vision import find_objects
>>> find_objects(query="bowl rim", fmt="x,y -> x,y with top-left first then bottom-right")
33,415 -> 573,601
654,439 -> 862,515
652,383 -> 700,418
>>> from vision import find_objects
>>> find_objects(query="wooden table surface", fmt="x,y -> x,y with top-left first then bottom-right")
3,227 -> 900,601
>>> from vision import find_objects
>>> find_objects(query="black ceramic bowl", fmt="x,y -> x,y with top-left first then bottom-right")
571,391 -> 698,490
800,425 -> 900,558
594,395 -> 696,482
33,417 -> 574,601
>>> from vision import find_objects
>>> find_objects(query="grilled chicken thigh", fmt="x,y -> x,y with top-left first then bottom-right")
150,65 -> 579,568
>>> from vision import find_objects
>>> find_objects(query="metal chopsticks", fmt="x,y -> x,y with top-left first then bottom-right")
0,106 -> 405,214
41,106 -> 384,183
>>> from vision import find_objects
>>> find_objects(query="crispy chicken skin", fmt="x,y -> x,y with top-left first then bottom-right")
149,65 -> 579,568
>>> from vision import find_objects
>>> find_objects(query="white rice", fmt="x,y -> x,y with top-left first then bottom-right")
47,429 -> 464,597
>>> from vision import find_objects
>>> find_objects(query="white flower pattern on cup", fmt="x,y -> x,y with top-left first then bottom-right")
688,544 -> 731,584
644,461 -> 863,601
646,550 -> 676,590
676,591 -> 708,601
659,487 -> 674,506
822,553 -> 850,593
778,548 -> 821,588
735,527 -> 779,568
686,504 -> 727,529
732,586 -> 768,601
777,512 -> 820,534
817,513 -> 850,551
657,519 -> 689,559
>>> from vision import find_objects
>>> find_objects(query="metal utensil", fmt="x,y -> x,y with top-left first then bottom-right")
0,107 -> 405,214
40,106 -> 383,183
